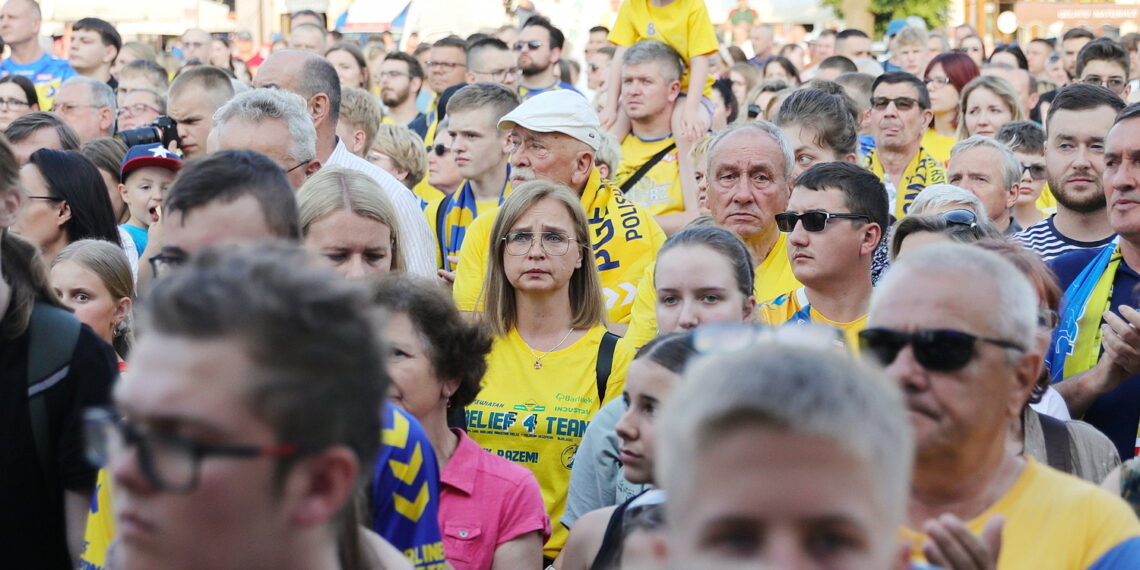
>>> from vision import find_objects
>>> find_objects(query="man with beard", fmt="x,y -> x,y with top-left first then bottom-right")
379,52 -> 427,139
864,72 -> 946,219
516,16 -> 579,100
1016,84 -> 1123,260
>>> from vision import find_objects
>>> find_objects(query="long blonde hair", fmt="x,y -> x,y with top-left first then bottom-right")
482,180 -> 605,336
53,239 -> 135,357
957,75 -> 1024,140
297,167 -> 406,273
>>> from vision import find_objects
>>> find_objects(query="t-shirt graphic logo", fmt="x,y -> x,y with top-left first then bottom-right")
646,23 -> 656,36
561,444 -> 578,469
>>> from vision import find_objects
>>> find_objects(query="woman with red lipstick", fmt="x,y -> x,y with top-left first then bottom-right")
556,333 -> 698,570
466,180 -> 634,562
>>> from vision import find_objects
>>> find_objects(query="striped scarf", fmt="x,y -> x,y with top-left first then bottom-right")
439,169 -> 511,264
866,146 -> 947,219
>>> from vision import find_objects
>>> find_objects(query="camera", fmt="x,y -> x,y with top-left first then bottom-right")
117,115 -> 180,148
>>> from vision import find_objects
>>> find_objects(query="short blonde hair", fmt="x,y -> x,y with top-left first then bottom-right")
894,26 -> 929,49
371,123 -> 428,190
482,180 -> 605,336
958,75 -> 1024,139
296,166 -> 406,272
338,87 -> 383,153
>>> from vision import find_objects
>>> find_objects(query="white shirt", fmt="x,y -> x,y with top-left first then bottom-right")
326,139 -> 437,277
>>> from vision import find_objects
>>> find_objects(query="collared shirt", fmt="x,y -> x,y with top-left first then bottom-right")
326,138 -> 438,277
865,146 -> 947,219
440,429 -> 550,570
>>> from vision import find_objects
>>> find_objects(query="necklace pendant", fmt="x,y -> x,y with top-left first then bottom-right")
534,361 -> 543,370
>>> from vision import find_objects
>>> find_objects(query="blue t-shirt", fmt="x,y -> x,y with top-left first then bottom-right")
120,224 -> 148,257
0,53 -> 76,109
1050,247 -> 1140,460
371,404 -> 447,568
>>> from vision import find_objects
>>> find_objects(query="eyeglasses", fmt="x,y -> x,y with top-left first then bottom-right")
870,96 -> 921,111
506,134 -> 552,159
923,77 -> 951,88
1081,76 -> 1127,93
471,66 -> 521,81
0,97 -> 29,110
148,251 -> 187,278
426,143 -> 450,157
26,195 -> 63,202
513,40 -> 544,51
941,208 -> 979,228
427,61 -> 465,70
1020,162 -> 1047,181
774,211 -> 870,232
858,328 -> 1025,372
378,70 -> 412,79
287,158 -> 312,173
116,103 -> 161,118
53,102 -> 104,114
84,407 -> 298,494
502,231 -> 576,256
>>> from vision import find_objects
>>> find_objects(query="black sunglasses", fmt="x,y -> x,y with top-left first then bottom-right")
858,328 -> 1025,372
941,209 -> 978,228
513,40 -> 544,51
870,96 -> 921,111
427,143 -> 450,157
775,211 -> 870,232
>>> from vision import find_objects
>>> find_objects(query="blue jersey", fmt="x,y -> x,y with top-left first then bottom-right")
0,54 -> 75,109
120,224 -> 148,257
371,405 -> 447,568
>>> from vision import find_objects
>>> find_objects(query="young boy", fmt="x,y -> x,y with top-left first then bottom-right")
601,0 -> 719,144
118,142 -> 181,256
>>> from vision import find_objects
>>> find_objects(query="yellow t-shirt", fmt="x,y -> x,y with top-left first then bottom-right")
901,458 -> 1140,568
452,168 -> 667,325
608,0 -> 718,98
624,232 -> 801,348
79,469 -> 114,569
413,178 -> 448,205
921,129 -> 955,165
1037,183 -> 1057,212
757,288 -> 867,348
615,135 -> 684,217
465,325 -> 634,558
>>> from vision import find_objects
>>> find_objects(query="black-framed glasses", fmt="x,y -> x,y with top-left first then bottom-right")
471,66 -> 521,81
1020,162 -> 1047,181
427,143 -> 450,157
148,252 -> 187,278
378,70 -> 411,79
513,40 -> 544,51
0,97 -> 30,110
502,231 -> 576,256
287,159 -> 312,173
858,328 -> 1025,372
1081,76 -> 1127,93
83,407 -> 298,494
775,211 -> 870,233
26,195 -> 63,202
941,208 -> 978,228
870,96 -> 921,111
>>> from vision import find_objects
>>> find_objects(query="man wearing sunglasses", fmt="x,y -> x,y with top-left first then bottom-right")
996,121 -> 1049,230
516,16 -> 578,101
865,71 -> 947,219
946,136 -> 1021,235
1017,85 -> 1122,261
103,243 -> 406,570
866,243 -> 1140,567
760,162 -> 887,348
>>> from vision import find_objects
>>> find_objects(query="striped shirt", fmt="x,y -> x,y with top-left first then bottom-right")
1015,215 -> 1114,261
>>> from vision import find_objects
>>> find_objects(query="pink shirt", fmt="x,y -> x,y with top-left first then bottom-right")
440,428 -> 551,570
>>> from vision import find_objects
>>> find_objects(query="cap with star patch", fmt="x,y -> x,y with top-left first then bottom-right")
120,143 -> 182,181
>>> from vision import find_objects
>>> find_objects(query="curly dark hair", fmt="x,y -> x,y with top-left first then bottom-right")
373,275 -> 491,408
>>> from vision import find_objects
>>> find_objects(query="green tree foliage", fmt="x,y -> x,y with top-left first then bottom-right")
821,0 -> 950,37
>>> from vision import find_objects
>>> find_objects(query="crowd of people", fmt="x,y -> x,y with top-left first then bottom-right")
6,0 -> 1140,567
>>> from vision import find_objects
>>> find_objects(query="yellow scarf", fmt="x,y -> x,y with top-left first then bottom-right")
866,146 -> 947,219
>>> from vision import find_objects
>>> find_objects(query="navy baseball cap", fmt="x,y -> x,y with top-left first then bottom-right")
120,143 -> 182,181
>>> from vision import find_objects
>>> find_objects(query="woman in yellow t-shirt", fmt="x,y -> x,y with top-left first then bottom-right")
466,181 -> 632,560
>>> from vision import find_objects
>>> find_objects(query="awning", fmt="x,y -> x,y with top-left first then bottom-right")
335,0 -> 410,32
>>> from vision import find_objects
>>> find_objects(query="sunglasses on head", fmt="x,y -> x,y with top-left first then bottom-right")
858,328 -> 1024,372
871,96 -> 921,111
941,208 -> 978,228
427,143 -> 450,157
775,211 -> 870,232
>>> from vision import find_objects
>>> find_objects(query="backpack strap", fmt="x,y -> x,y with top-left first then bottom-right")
595,332 -> 619,403
434,193 -> 453,270
27,302 -> 82,487
1038,412 -> 1073,474
619,142 -> 677,195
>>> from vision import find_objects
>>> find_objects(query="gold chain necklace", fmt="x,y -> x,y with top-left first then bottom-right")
522,328 -> 575,369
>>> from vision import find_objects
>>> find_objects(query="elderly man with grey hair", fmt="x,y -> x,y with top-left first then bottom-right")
210,88 -> 319,190
947,135 -> 1021,234
659,338 -> 913,567
52,76 -> 116,142
864,242 -> 1140,567
254,49 -> 437,278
